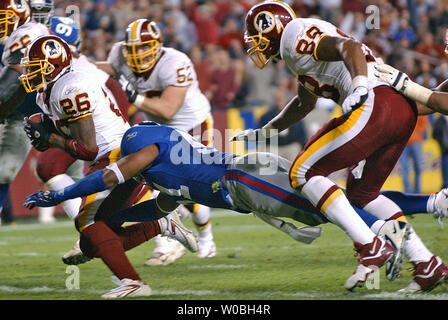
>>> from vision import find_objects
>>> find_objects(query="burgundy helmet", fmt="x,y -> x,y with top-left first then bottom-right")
244,1 -> 296,69
0,0 -> 30,40
20,35 -> 72,93
123,19 -> 163,74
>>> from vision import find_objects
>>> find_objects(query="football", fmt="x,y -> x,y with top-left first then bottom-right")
28,112 -> 58,133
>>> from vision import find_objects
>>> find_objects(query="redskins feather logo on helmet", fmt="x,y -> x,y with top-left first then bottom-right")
123,19 -> 162,74
244,1 -> 296,69
20,35 -> 72,93
0,0 -> 31,40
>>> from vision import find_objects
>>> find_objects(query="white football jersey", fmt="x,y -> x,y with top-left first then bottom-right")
1,21 -> 49,66
108,43 -> 211,132
279,18 -> 388,105
36,70 -> 130,161
72,54 -> 120,109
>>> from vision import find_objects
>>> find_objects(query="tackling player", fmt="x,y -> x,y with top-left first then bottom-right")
24,121 -> 448,292
19,35 -> 198,298
231,0 -> 447,293
95,19 -> 217,265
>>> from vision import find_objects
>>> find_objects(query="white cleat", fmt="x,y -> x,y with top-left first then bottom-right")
62,240 -> 92,265
197,239 -> 217,258
101,276 -> 152,299
144,239 -> 186,266
159,211 -> 198,253
377,220 -> 409,281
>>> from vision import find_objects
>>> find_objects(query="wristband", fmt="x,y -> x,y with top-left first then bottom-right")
352,75 -> 368,91
106,162 -> 125,184
404,80 -> 433,106
134,94 -> 145,109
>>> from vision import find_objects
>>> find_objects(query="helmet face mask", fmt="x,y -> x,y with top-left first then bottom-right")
245,31 -> 271,69
0,0 -> 31,40
123,19 -> 162,74
20,35 -> 72,93
30,0 -> 54,26
123,39 -> 161,73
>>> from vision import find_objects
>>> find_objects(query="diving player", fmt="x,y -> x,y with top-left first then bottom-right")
25,121 -> 448,292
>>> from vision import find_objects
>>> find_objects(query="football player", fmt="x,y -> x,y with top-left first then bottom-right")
95,19 -> 216,264
27,15 -> 133,223
24,121 -> 448,292
231,1 -> 447,293
0,0 -> 53,222
20,35 -> 198,298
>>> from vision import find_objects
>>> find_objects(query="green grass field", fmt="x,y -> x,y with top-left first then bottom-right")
1,210 -> 447,301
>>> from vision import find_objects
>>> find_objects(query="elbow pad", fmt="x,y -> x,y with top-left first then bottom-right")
64,139 -> 99,161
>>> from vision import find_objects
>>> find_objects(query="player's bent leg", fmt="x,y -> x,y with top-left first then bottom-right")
191,204 -> 216,258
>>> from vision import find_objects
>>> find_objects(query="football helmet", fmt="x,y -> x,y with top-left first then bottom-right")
244,0 -> 296,69
123,19 -> 162,74
0,0 -> 30,41
20,35 -> 72,93
30,0 -> 53,26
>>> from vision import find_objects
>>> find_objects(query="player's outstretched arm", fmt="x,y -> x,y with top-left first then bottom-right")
375,64 -> 448,114
315,36 -> 369,114
24,144 -> 160,209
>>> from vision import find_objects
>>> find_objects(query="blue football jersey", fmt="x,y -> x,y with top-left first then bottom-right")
121,122 -> 241,211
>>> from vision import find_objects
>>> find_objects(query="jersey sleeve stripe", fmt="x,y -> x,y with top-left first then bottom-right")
312,33 -> 329,61
66,112 -> 93,123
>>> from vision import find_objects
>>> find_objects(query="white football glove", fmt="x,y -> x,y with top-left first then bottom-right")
375,63 -> 433,105
375,64 -> 409,92
341,85 -> 369,114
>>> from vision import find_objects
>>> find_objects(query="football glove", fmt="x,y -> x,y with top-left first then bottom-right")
24,190 -> 62,209
23,115 -> 53,151
375,64 -> 409,92
341,85 -> 369,114
119,75 -> 138,104
230,127 -> 278,142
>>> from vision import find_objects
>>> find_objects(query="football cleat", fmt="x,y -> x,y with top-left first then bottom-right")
345,236 -> 395,291
197,239 -> 217,258
62,239 -> 92,265
101,276 -> 152,299
398,256 -> 448,293
159,211 -> 198,253
144,239 -> 186,266
377,220 -> 410,281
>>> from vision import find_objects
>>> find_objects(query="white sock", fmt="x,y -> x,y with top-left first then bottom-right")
191,205 -> 213,242
370,220 -> 386,235
46,174 -> 82,220
362,195 -> 402,220
404,226 -> 433,263
302,176 -> 375,244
